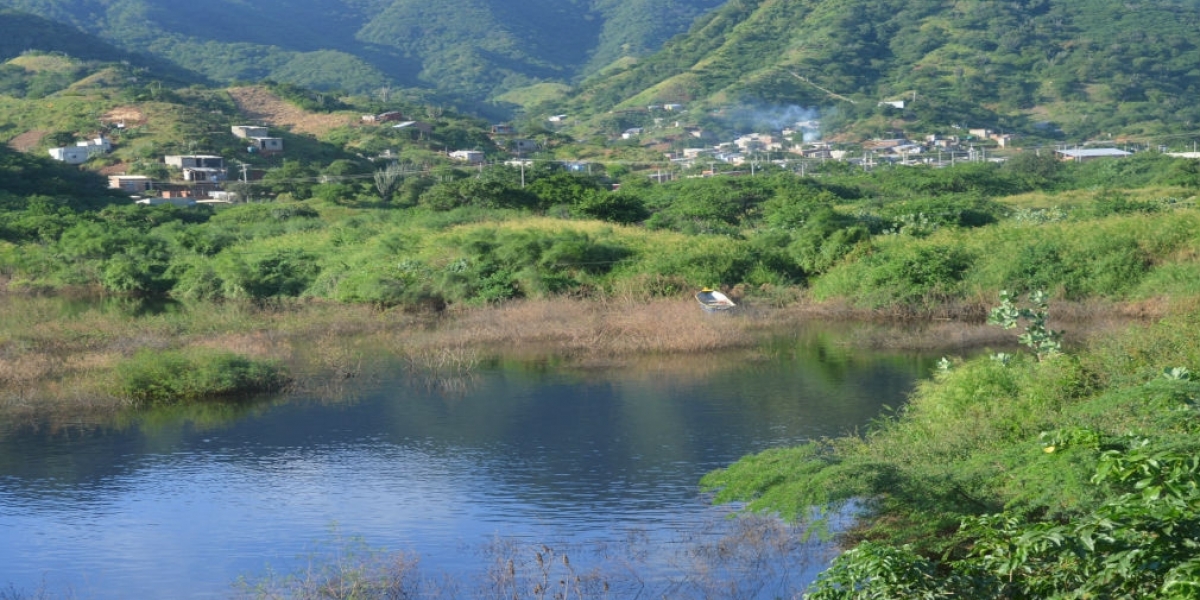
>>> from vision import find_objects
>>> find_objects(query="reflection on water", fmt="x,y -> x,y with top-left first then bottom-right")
0,332 -> 935,598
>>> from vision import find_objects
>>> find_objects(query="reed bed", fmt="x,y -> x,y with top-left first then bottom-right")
0,292 -> 1173,421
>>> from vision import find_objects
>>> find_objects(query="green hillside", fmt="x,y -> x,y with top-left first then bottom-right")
0,8 -> 200,85
0,0 -> 724,116
556,0 -> 1200,140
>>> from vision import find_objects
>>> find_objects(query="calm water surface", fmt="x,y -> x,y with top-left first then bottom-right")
0,333 -> 935,598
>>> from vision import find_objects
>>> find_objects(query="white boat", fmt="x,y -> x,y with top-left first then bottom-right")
695,288 -> 736,312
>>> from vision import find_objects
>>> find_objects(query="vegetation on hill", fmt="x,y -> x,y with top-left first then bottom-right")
0,0 -> 724,116
556,0 -> 1200,140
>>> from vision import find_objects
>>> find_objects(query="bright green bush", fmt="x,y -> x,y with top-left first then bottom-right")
216,249 -> 322,299
113,348 -> 288,405
812,241 -> 975,306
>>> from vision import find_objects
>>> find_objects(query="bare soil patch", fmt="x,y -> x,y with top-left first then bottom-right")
6,130 -> 46,152
101,106 -> 146,127
227,86 -> 355,136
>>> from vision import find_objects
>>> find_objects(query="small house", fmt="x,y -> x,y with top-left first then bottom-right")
248,137 -> 283,155
48,146 -> 94,164
511,139 -> 539,154
362,111 -> 405,124
1056,148 -> 1132,162
136,197 -> 196,207
48,136 -> 111,164
231,125 -> 269,139
108,175 -> 154,193
449,150 -> 484,164
165,155 -> 225,170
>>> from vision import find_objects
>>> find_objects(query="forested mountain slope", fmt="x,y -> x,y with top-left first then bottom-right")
0,0 -> 724,115
0,9 -> 199,84
559,0 -> 1200,139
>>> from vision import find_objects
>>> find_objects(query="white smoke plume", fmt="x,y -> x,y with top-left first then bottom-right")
721,104 -> 823,142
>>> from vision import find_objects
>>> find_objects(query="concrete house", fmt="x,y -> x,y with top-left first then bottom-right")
231,125 -> 269,139
48,136 -> 111,164
449,150 -> 484,164
108,175 -> 154,193
362,111 -> 405,124
165,155 -> 227,182
248,137 -> 284,155
48,146 -> 94,164
511,139 -> 539,154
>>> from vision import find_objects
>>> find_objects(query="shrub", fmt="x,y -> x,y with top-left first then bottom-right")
218,249 -> 322,299
814,242 -> 974,306
113,349 -> 288,405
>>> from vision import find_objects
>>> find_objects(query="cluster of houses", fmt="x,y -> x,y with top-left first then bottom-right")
60,125 -> 287,206
652,122 -> 1139,172
43,102 -> 1152,207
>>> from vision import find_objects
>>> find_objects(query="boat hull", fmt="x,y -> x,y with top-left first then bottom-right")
695,290 -> 736,312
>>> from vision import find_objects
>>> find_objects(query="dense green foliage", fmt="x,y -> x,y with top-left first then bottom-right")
113,348 -> 288,405
6,0 -> 1200,133
5,132 -> 1200,311
703,305 -> 1200,598
0,0 -> 722,114
560,0 -> 1200,139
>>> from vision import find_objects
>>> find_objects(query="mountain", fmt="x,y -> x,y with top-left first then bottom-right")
555,0 -> 1200,140
0,8 -> 200,84
0,0 -> 725,116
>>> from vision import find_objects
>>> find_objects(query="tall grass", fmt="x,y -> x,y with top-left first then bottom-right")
112,348 -> 288,406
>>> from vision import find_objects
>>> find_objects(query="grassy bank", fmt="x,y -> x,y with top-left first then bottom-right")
0,287 -> 1166,424
701,296 -> 1200,597
0,294 -> 806,419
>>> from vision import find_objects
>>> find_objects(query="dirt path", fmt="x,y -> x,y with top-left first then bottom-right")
227,86 -> 356,136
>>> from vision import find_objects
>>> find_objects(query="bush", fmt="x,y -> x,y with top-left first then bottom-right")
814,242 -> 975,306
218,249 -> 322,299
113,349 -> 288,405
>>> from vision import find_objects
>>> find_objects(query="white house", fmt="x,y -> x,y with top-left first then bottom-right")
48,146 -> 93,164
449,150 -> 484,164
248,137 -> 283,154
1056,148 -> 1132,162
136,197 -> 196,207
48,136 -> 111,164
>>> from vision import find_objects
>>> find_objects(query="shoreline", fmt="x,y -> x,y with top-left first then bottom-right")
0,292 -> 1172,422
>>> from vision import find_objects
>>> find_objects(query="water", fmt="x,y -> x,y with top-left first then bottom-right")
0,336 -> 934,598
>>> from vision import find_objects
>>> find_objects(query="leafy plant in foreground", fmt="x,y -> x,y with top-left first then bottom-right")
987,290 -> 1062,361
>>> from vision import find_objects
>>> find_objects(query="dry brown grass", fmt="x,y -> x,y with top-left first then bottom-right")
425,297 -> 756,357
0,293 -> 1176,421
